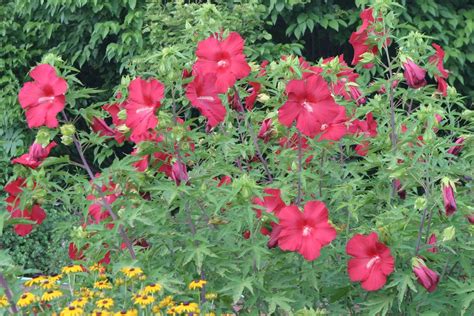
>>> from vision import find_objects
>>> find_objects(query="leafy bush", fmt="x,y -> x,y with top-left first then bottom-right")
0,1 -> 473,315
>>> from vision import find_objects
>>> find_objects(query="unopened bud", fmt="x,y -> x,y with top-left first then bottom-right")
441,226 -> 455,242
60,124 -> 76,137
257,93 -> 270,103
35,127 -> 52,146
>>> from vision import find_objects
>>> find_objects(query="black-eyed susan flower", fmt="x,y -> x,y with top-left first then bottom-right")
49,274 -> 63,282
39,279 -> 57,290
41,289 -> 63,301
60,305 -> 83,316
0,295 -> 9,308
71,297 -> 88,308
143,283 -> 162,294
188,279 -> 207,290
174,302 -> 199,313
133,294 -> 155,307
17,292 -> 37,307
90,309 -> 111,316
96,298 -> 114,309
113,309 -> 138,316
94,280 -> 112,290
24,275 -> 46,287
62,265 -> 83,274
79,287 -> 95,298
89,263 -> 105,273
205,292 -> 217,300
158,296 -> 174,309
166,306 -> 178,315
120,267 -> 143,279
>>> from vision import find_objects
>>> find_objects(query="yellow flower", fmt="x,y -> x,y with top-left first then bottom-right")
0,295 -> 9,308
96,298 -> 114,309
188,279 -> 207,290
120,267 -> 143,279
17,292 -> 37,307
24,275 -> 46,287
114,309 -> 138,316
71,297 -> 89,308
41,289 -> 63,301
62,265 -> 84,274
158,296 -> 174,309
60,306 -> 84,316
90,310 -> 111,316
205,292 -> 217,300
143,283 -> 162,294
166,306 -> 178,315
89,263 -> 105,273
79,287 -> 95,298
133,294 -> 155,307
39,279 -> 57,290
94,280 -> 112,290
114,278 -> 125,286
49,274 -> 63,282
205,313 -> 216,316
174,302 -> 199,313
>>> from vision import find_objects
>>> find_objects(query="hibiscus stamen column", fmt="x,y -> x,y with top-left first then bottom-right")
0,273 -> 18,313
232,86 -> 273,182
61,111 -> 136,260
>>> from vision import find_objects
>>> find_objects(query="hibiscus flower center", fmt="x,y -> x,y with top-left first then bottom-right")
217,59 -> 230,68
366,255 -> 381,269
136,106 -> 153,114
302,225 -> 312,236
320,124 -> 328,130
302,101 -> 314,113
197,96 -> 215,102
37,96 -> 55,104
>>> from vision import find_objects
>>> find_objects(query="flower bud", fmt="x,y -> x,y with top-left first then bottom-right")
414,197 -> 427,210
403,59 -> 427,89
60,124 -> 76,137
61,135 -> 73,146
360,52 -> 375,64
441,178 -> 456,216
441,226 -> 455,242
412,257 -> 439,292
117,109 -> 127,121
257,93 -> 270,103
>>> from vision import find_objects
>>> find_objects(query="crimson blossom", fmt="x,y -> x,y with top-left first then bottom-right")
442,180 -> 457,216
278,74 -> 345,138
18,64 -> 68,128
185,73 -> 226,127
12,141 -> 56,169
412,257 -> 439,292
194,32 -> 251,93
346,232 -> 395,291
125,77 -> 164,142
4,177 -> 46,236
349,8 -> 379,68
403,59 -> 427,89
429,43 -> 449,96
276,201 -> 337,261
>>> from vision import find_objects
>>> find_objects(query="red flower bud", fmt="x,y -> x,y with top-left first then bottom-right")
413,258 -> 439,292
447,137 -> 465,156
442,182 -> 456,216
403,59 -> 427,89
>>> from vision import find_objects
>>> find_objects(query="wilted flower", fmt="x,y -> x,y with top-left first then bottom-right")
403,59 -> 427,89
412,257 -> 439,292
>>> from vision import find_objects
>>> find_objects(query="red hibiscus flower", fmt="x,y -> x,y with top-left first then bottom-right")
10,205 -> 47,236
276,200 -> 337,261
12,141 -> 56,169
412,257 -> 439,292
257,118 -> 274,143
429,43 -> 449,96
316,107 -> 349,142
427,234 -> 437,253
245,81 -> 261,110
346,232 -> 395,291
349,8 -> 379,68
442,179 -> 456,216
86,178 -> 120,228
253,188 -> 287,218
350,112 -> 378,156
91,117 -> 126,144
18,64 -> 68,128
125,77 -> 164,142
185,73 -> 226,127
403,59 -> 427,89
447,137 -> 465,156
194,32 -> 251,93
278,74 -> 344,138
170,160 -> 189,186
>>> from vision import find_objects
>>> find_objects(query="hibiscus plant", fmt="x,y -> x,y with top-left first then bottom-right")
1,1 -> 473,315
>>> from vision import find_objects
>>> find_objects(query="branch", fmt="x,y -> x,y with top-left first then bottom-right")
232,86 -> 273,182
295,130 -> 303,206
0,273 -> 18,314
61,111 -> 136,260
